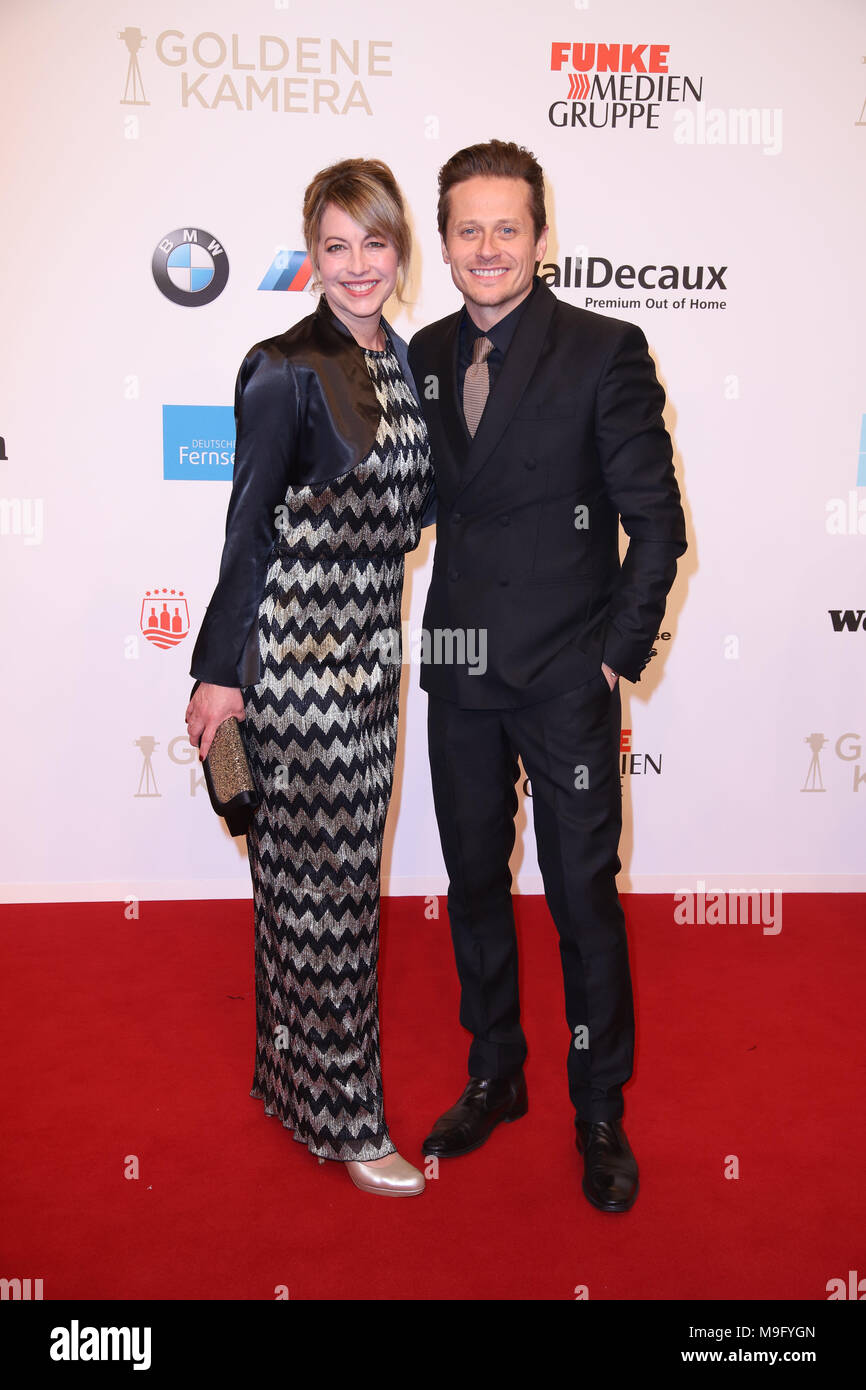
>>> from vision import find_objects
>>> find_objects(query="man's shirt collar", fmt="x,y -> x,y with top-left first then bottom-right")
460,274 -> 540,355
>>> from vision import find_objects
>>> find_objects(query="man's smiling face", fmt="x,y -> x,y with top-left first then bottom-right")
440,175 -> 548,328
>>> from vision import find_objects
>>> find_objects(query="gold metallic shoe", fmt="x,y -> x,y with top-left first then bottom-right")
346,1152 -> 426,1196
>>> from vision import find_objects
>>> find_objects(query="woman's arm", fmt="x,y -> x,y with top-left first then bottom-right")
186,343 -> 299,758
189,343 -> 299,687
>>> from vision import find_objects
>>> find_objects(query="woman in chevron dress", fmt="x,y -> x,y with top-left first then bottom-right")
186,160 -> 435,1196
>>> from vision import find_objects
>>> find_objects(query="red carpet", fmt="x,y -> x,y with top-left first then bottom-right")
1,894 -> 863,1301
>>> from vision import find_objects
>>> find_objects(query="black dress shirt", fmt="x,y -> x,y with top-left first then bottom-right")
456,276 -> 540,425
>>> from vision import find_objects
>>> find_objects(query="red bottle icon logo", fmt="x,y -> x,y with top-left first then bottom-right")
140,588 -> 190,650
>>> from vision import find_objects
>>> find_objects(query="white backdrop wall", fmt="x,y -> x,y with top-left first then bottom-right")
1,0 -> 864,902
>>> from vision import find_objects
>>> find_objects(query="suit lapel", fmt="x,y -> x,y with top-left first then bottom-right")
431,313 -> 468,500
308,293 -> 381,463
457,279 -> 556,495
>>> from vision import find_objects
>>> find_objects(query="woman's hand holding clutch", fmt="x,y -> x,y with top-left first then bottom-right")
185,682 -> 246,762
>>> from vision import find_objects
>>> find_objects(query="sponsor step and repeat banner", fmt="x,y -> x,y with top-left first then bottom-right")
0,0 -> 863,902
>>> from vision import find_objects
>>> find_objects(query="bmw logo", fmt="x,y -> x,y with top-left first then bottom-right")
152,227 -> 229,307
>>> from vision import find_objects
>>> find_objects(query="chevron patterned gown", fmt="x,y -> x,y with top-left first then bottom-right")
241,341 -> 433,1161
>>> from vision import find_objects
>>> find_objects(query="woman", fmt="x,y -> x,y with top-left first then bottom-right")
185,158 -> 435,1196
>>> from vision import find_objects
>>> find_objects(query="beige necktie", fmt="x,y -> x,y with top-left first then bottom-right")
463,334 -> 494,437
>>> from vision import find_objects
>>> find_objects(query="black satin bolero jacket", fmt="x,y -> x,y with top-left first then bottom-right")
188,294 -> 436,690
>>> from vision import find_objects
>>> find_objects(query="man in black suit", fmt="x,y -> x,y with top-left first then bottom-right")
408,140 -> 687,1212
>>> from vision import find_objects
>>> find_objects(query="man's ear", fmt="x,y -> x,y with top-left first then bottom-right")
535,225 -> 549,264
440,233 -> 450,265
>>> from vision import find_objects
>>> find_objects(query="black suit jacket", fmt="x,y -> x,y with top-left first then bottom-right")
407,276 -> 687,707
189,294 -> 436,690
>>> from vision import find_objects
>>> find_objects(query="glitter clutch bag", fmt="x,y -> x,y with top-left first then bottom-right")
202,716 -> 259,836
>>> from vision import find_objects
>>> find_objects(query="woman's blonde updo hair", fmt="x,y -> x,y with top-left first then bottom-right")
302,157 -> 411,301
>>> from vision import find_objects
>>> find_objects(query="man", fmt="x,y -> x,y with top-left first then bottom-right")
408,140 -> 687,1213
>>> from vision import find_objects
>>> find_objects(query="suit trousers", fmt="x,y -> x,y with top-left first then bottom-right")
427,670 -> 634,1124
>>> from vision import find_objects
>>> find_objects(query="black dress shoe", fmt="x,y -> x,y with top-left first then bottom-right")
576,1119 -> 639,1212
421,1073 -> 528,1157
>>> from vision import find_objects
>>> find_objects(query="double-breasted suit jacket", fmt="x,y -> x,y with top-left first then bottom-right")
407,276 -> 687,707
